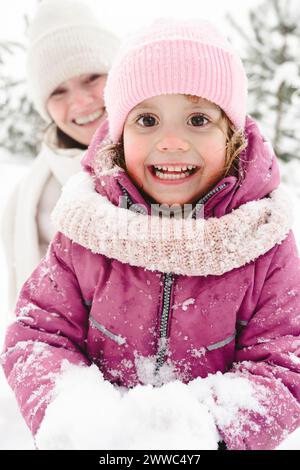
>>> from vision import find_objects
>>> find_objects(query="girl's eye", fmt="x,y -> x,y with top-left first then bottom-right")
136,114 -> 158,127
187,114 -> 209,127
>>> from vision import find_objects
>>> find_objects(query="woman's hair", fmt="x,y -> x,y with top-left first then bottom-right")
56,127 -> 87,150
102,95 -> 247,178
43,122 -> 88,150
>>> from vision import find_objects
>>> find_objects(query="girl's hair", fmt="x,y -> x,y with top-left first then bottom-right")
103,95 -> 247,178
220,110 -> 248,177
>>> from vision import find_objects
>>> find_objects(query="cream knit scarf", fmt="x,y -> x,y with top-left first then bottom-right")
52,171 -> 292,276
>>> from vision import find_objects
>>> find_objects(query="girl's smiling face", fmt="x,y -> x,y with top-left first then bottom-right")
47,73 -> 107,146
123,94 -> 228,206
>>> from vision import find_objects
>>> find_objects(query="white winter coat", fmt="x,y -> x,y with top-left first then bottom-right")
2,125 -> 84,311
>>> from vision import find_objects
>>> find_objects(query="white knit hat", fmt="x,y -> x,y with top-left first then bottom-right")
26,0 -> 120,121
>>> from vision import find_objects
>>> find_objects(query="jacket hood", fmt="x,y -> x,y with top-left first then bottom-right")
218,115 -> 280,216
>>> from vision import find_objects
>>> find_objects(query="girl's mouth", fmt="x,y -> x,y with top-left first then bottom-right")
72,109 -> 105,127
149,164 -> 200,183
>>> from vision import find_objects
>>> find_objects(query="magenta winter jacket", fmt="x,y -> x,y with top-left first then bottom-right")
1,116 -> 300,449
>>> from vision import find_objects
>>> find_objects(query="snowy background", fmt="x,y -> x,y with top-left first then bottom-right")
0,0 -> 300,450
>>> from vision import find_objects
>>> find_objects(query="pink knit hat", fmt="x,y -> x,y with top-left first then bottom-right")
104,18 -> 248,143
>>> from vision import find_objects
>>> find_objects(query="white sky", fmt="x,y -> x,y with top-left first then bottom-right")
1,0 -> 262,81
1,0 -> 260,41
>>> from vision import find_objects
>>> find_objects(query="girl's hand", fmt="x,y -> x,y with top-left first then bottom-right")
35,363 -> 121,450
117,381 -> 220,450
35,363 -> 220,450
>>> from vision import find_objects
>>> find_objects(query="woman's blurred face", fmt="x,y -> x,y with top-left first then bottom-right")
47,73 -> 107,146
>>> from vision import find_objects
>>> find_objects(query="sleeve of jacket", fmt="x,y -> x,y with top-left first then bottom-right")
210,231 -> 300,450
0,231 -> 92,437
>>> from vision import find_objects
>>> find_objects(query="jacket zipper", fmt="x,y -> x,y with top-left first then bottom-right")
154,272 -> 174,373
154,182 -> 229,374
193,182 -> 228,218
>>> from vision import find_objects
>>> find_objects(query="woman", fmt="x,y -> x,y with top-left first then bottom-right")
2,0 -> 119,310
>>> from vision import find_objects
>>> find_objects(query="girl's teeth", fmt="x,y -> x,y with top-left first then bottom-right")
155,171 -> 191,180
153,164 -> 197,179
153,166 -> 198,179
154,165 -> 196,172
74,110 -> 102,125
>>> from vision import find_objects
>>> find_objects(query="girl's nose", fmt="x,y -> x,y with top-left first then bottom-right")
157,135 -> 190,152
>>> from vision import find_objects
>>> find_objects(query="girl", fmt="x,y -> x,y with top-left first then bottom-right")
2,0 -> 119,309
2,18 -> 300,450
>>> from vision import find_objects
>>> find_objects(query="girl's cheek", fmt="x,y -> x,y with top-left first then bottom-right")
200,137 -> 227,167
123,133 -> 146,166
126,158 -> 144,188
124,135 -> 147,188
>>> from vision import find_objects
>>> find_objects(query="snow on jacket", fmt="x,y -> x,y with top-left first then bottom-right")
1,124 -> 84,311
1,116 -> 300,450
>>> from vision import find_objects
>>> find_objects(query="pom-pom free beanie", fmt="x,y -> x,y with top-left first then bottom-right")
27,0 -> 120,121
104,18 -> 248,143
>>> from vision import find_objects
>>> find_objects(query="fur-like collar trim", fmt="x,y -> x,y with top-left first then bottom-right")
52,171 -> 293,276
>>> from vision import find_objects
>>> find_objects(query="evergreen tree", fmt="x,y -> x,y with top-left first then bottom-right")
227,0 -> 300,161
0,22 -> 44,159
